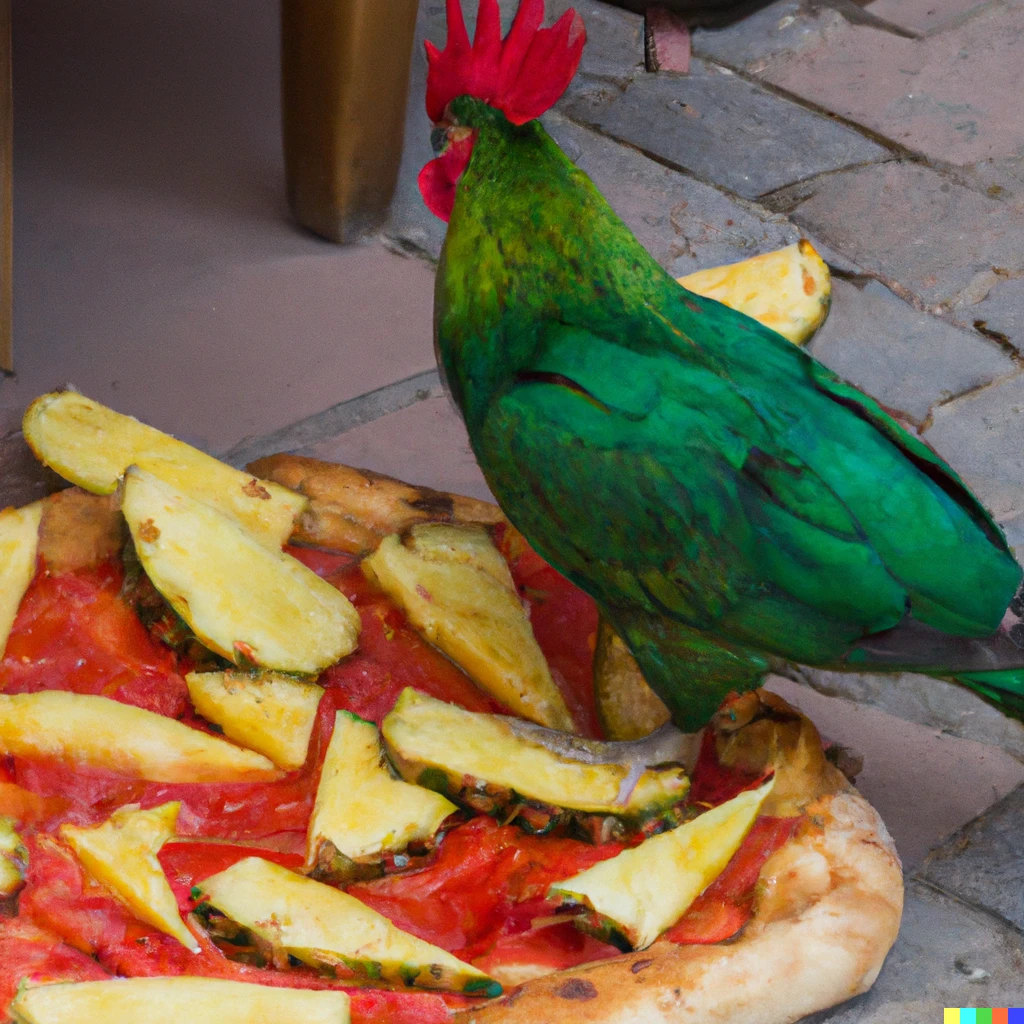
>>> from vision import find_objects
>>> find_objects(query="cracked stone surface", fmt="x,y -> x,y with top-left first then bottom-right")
919,783 -> 1024,933
783,665 -> 1024,763
692,1 -> 847,73
762,2 -> 1024,168
561,58 -> 890,199
808,278 -> 1015,424
967,274 -> 1024,351
767,677 -> 1024,868
865,0 -> 999,36
924,372 -> 1024,525
772,162 -> 1024,309
545,114 -> 800,276
807,880 -> 1024,1021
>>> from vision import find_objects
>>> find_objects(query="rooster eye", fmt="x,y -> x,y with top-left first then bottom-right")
430,126 -> 449,157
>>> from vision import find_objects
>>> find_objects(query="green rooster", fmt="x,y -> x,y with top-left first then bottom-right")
419,0 -> 1024,750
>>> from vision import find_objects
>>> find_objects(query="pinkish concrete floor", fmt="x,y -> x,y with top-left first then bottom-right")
766,677 -> 1024,868
0,0 -> 435,453
4,0 -> 1023,888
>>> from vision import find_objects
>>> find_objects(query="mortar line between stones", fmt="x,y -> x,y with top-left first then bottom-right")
691,54 -> 919,161
555,109 -> 795,222
220,368 -> 445,470
756,157 -> 900,207
911,874 -> 1024,938
693,54 -> 1018,206
919,366 -> 1024,432
815,0 -> 921,39
918,0 -> 1007,38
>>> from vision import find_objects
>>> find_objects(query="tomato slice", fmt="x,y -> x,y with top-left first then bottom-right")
0,565 -> 189,719
688,728 -> 769,807
318,564 -> 506,725
348,816 -> 623,961
159,842 -> 305,915
286,545 -> 359,579
473,920 -> 621,977
0,918 -> 108,1012
665,815 -> 803,944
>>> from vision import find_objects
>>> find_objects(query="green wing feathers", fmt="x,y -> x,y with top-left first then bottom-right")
478,317 -> 1021,670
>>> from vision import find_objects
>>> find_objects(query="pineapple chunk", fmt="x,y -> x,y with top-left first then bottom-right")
363,525 -> 574,731
593,619 -> 670,741
382,688 -> 688,822
186,670 -> 323,771
306,712 -> 456,877
198,857 -> 501,996
9,977 -> 350,1024
0,502 -> 43,658
61,803 -> 198,951
22,391 -> 307,549
550,779 -> 774,949
678,240 -> 831,345
0,816 -> 27,896
122,467 -> 360,674
0,691 -> 281,782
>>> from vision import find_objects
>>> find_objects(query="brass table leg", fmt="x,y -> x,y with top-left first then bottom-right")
0,0 -> 11,372
281,0 -> 419,244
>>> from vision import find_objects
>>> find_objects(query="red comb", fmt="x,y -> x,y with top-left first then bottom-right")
425,0 -> 586,125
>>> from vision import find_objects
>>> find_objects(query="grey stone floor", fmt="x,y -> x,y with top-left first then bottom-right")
3,0 -> 1024,1017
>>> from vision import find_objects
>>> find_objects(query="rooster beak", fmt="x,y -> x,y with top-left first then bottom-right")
430,124 -> 450,158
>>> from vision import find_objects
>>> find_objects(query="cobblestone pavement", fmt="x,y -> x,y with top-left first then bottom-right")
384,1 -> 1024,1014
3,0 -> 1023,1016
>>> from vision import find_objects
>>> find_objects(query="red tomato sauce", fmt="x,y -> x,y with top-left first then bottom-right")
347,816 -> 625,962
0,918 -> 108,1012
0,545 -> 802,1022
0,565 -> 189,718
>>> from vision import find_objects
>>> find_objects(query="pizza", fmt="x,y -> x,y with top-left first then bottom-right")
0,391 -> 903,1024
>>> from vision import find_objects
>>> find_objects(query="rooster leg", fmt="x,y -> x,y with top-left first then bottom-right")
505,720 -> 701,805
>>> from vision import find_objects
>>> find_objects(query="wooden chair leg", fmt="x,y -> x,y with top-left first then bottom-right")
281,0 -> 420,244
0,0 -> 11,372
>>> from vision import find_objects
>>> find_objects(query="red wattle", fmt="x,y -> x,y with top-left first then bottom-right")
418,134 -> 476,222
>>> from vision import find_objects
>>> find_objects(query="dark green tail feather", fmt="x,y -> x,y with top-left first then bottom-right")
954,669 -> 1024,722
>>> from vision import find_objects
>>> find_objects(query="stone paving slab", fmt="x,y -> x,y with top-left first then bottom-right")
808,278 -> 1015,424
919,783 -> 1024,933
783,664 -> 1024,764
300,393 -> 494,503
544,114 -> 801,276
561,58 -> 890,200
924,372 -> 1024,525
967,274 -> 1024,352
866,0 -> 999,36
692,0 -> 846,73
806,879 -> 1024,1021
769,161 -> 1024,310
767,677 -> 1024,868
762,2 -> 1024,168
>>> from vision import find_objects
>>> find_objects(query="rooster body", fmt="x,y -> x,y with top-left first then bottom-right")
425,16 -> 1024,731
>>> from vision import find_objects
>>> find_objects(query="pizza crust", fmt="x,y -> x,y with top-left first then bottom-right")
454,788 -> 902,1024
249,454 -> 504,555
252,455 -> 906,1023
451,689 -> 903,1024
